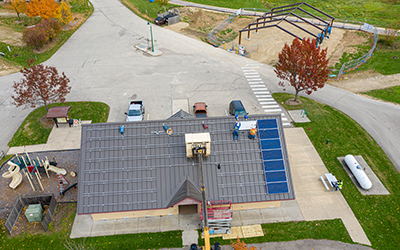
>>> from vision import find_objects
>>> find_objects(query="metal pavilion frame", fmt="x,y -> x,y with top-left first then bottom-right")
238,2 -> 335,46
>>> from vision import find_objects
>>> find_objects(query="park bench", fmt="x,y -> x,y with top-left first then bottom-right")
320,173 -> 338,192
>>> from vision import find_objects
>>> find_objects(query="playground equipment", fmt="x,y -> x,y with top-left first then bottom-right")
9,153 -> 44,191
56,173 -> 77,196
42,156 -> 67,177
2,162 -> 23,189
238,2 -> 335,47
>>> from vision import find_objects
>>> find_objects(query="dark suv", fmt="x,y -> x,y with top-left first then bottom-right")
155,16 -> 166,25
229,100 -> 248,117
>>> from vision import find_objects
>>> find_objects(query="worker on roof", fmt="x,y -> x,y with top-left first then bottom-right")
248,126 -> 257,139
233,120 -> 241,140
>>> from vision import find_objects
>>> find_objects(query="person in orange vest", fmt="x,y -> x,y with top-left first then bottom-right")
248,126 -> 257,139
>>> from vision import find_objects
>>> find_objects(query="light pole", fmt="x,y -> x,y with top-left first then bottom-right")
147,21 -> 154,52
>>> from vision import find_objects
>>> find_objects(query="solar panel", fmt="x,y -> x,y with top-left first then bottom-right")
265,171 -> 287,182
260,139 -> 281,150
263,160 -> 285,171
259,129 -> 279,139
262,149 -> 283,160
257,119 -> 289,195
267,182 -> 289,194
257,119 -> 278,129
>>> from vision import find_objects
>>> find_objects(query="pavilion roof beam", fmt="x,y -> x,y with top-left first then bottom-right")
290,13 -> 324,31
275,25 -> 302,40
297,8 -> 330,25
283,19 -> 317,38
302,2 -> 335,19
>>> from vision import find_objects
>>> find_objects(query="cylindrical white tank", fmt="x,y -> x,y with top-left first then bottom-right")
344,155 -> 372,190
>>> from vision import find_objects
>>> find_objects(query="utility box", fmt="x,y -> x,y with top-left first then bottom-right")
185,133 -> 211,157
25,204 -> 43,222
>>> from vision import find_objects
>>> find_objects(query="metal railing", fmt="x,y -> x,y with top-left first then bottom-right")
4,194 -> 57,235
337,26 -> 378,79
207,15 -> 237,46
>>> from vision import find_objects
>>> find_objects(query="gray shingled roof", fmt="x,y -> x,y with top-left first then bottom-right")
77,115 -> 295,215
167,109 -> 194,120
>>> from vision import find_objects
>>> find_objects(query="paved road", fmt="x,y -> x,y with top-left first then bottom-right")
0,0 -> 271,153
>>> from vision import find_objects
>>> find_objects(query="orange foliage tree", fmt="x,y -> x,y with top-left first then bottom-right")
274,37 -> 330,102
56,1 -> 73,26
5,0 -> 27,21
25,0 -> 59,19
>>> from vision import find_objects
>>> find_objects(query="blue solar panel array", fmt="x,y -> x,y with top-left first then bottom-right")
257,119 -> 289,194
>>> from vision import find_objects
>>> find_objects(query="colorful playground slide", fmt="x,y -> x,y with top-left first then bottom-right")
46,164 -> 67,175
2,162 -> 23,189
43,158 -> 67,176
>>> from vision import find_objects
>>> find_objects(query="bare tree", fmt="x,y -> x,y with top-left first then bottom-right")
12,62 -> 71,111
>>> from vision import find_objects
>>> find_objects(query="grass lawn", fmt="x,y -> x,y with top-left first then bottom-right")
0,0 -> 94,68
121,0 -> 179,21
0,203 -> 183,249
8,102 -> 110,147
363,86 -> 400,105
354,36 -> 400,75
184,0 -> 400,27
198,219 -> 351,246
272,93 -> 400,250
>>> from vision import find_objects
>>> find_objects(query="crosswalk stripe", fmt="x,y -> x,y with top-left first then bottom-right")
250,85 -> 266,88
262,105 -> 280,108
252,88 -> 269,91
244,72 -> 259,75
248,82 -> 264,85
259,101 -> 276,105
247,78 -> 262,81
258,98 -> 274,101
282,123 -> 291,126
254,91 -> 270,94
264,109 -> 282,113
282,117 -> 288,121
256,95 -> 272,98
245,75 -> 261,78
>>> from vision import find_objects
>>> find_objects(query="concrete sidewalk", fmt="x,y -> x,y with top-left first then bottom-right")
7,121 -> 91,155
285,128 -> 371,246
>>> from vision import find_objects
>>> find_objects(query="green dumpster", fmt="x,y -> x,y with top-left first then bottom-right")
25,204 -> 43,222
